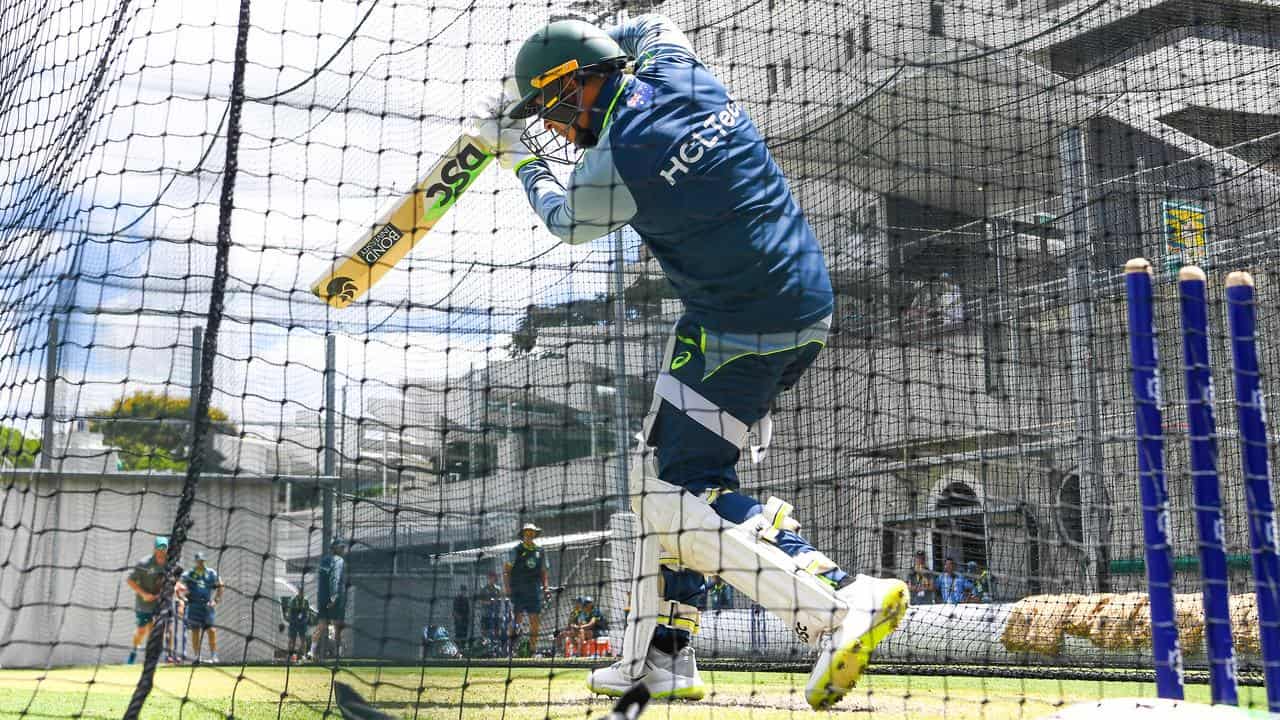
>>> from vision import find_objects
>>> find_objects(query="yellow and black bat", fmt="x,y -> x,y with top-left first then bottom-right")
311,134 -> 494,309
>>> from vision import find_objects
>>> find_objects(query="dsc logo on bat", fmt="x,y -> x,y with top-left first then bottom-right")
424,142 -> 488,208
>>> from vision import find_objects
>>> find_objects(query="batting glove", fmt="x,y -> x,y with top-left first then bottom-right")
467,86 -> 534,170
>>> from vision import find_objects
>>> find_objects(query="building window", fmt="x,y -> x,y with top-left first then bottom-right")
1055,472 -> 1085,546
844,28 -> 856,61
715,28 -> 726,56
930,0 -> 945,37
862,18 -> 872,55
782,57 -> 792,88
982,320 -> 1005,395
881,529 -> 898,576
766,63 -> 778,93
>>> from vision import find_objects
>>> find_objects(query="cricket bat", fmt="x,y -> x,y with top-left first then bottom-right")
311,134 -> 494,309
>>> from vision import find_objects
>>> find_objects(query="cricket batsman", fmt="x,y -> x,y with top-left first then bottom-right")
470,14 -> 908,710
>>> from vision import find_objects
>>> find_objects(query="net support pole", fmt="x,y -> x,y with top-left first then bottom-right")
323,333 -> 336,551
1123,257 -> 1185,700
1060,126 -> 1107,593
40,317 -> 59,470
189,326 -> 203,457
1225,271 -> 1280,711
1177,266 -> 1238,705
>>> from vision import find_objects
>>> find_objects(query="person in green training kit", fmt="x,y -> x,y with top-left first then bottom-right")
504,523 -> 549,656
471,12 -> 909,709
125,535 -> 170,664
284,588 -> 313,662
309,537 -> 349,660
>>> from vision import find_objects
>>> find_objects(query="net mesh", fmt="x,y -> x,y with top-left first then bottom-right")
3,0 -> 1280,717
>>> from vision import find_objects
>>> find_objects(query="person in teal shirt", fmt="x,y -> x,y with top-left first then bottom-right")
180,551 -> 224,663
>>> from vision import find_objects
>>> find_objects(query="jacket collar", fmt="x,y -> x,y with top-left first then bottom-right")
586,72 -> 634,138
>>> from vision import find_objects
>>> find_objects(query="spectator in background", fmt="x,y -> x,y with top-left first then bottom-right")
504,523 -> 549,656
576,596 -> 607,646
936,558 -> 973,604
938,272 -> 964,326
309,537 -> 349,660
966,561 -> 993,603
284,588 -> 313,662
559,596 -> 587,653
707,575 -> 734,611
905,550 -> 936,605
480,571 -> 507,655
165,576 -> 188,663
453,585 -> 472,650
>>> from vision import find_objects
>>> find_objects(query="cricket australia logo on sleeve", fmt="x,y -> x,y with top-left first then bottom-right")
357,223 -> 405,266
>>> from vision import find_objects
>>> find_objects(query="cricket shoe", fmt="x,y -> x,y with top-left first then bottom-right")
804,575 -> 909,710
587,645 -> 705,700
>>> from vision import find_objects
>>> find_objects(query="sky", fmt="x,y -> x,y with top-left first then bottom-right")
0,0 -> 642,435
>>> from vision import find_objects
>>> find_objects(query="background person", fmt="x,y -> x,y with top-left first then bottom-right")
577,596 -> 608,651
966,561 -> 993,603
284,589 -> 313,662
125,535 -> 170,665
558,596 -> 586,655
480,571 -> 507,656
164,578 -> 187,663
936,558 -> 973,604
905,550 -> 936,605
453,585 -> 472,651
706,576 -> 734,611
180,551 -> 224,663
309,537 -> 349,660
504,523 -> 549,657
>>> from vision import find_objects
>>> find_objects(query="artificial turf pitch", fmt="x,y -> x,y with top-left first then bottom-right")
0,664 -> 1272,719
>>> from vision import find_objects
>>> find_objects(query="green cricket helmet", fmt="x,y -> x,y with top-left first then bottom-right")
507,19 -> 628,163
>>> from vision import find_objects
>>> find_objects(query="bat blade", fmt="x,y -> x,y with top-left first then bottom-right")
311,134 -> 493,309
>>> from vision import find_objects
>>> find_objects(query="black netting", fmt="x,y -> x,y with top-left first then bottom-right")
3,0 -> 1280,717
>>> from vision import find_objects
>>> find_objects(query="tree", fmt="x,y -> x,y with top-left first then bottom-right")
90,391 -> 237,471
0,426 -> 40,468
508,312 -> 538,357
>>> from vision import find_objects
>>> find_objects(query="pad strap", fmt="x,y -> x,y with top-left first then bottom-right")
656,601 -> 701,635
792,550 -> 839,577
755,496 -> 801,542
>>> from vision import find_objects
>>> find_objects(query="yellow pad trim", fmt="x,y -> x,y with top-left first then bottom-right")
657,614 -> 700,634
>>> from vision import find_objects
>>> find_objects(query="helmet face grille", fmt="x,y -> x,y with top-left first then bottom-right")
518,78 -> 591,165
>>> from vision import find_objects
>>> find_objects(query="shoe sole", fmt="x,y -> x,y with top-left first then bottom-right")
589,683 -> 706,701
806,580 -> 909,710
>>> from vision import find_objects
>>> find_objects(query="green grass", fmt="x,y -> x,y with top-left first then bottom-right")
0,664 -> 1273,719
